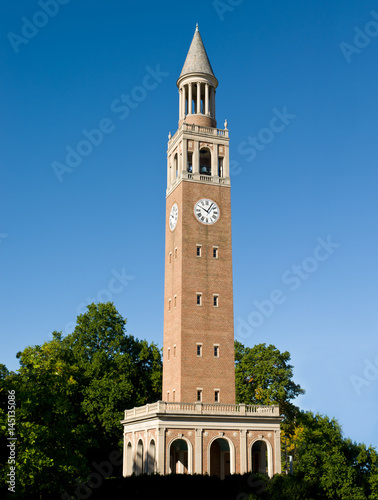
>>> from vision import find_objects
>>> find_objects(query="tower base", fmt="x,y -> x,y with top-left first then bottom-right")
121,401 -> 281,477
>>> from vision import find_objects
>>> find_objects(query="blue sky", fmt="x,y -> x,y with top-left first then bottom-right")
1,0 -> 378,450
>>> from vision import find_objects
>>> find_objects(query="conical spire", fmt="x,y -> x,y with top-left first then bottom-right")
179,25 -> 216,80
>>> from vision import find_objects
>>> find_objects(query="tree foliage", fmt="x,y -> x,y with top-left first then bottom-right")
287,411 -> 378,499
1,320 -> 377,498
0,302 -> 162,497
235,341 -> 305,434
235,341 -> 378,499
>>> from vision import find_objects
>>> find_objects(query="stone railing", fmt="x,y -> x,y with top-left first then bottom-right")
181,122 -> 229,138
124,401 -> 280,419
168,124 -> 229,145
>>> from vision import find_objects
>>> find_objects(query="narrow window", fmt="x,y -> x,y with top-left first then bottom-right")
167,391 -> 170,402
196,245 -> 202,257
169,252 -> 172,264
174,295 -> 177,308
197,344 -> 202,357
168,299 -> 171,311
213,246 -> 218,259
173,390 -> 175,402
187,152 -> 193,173
173,345 -> 176,357
174,154 -> 178,178
167,348 -> 170,360
218,157 -> 224,177
196,293 -> 202,306
213,295 -> 219,307
174,247 -> 178,259
214,345 -> 219,358
197,390 -> 202,402
214,390 -> 220,403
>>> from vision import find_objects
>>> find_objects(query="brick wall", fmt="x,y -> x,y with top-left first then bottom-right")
163,179 -> 235,404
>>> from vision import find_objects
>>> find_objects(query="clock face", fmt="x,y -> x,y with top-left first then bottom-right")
194,199 -> 220,225
169,203 -> 178,231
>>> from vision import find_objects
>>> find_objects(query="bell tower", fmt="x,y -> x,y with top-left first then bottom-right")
163,25 -> 235,405
121,27 -> 281,479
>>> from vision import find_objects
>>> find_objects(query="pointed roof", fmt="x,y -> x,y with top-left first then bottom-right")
178,25 -> 217,83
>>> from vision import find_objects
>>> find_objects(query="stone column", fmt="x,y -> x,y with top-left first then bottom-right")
224,145 -> 230,179
195,428 -> 203,474
178,144 -> 183,176
197,82 -> 201,114
122,430 -> 127,477
181,138 -> 187,176
205,83 -> 209,115
182,85 -> 187,118
240,430 -> 247,474
188,82 -> 193,115
193,140 -> 200,179
274,429 -> 281,474
179,89 -> 182,120
156,428 -> 166,475
211,144 -> 218,178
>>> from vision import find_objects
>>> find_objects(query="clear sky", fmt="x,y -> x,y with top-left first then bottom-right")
1,1 -> 378,450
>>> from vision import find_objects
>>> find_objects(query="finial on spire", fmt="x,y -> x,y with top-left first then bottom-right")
196,23 -> 199,32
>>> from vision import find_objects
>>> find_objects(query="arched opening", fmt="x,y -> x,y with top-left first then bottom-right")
199,148 -> 211,176
169,439 -> 188,474
147,439 -> 156,474
209,438 -> 230,479
251,440 -> 268,475
125,441 -> 133,476
136,439 -> 144,475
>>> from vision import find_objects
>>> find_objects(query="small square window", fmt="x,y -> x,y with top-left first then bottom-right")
196,245 -> 202,257
196,293 -> 202,306
197,344 -> 202,357
213,247 -> 218,259
214,390 -> 220,403
213,295 -> 219,307
197,390 -> 202,402
214,345 -> 219,358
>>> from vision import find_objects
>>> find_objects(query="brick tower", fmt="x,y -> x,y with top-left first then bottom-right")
121,26 -> 281,478
162,24 -> 235,405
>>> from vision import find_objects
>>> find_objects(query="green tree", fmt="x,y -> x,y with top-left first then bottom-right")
235,341 -> 305,434
289,411 -> 378,500
0,334 -> 92,497
62,302 -> 162,441
0,303 -> 162,498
